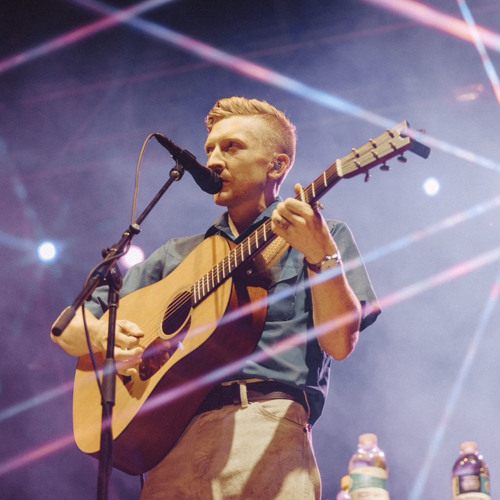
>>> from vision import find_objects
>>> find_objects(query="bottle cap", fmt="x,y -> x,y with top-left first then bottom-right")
359,433 -> 378,447
460,441 -> 478,454
340,475 -> 352,491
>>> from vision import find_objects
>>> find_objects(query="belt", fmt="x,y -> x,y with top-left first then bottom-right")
195,380 -> 309,416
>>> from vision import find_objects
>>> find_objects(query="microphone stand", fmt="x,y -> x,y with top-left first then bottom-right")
51,162 -> 185,500
97,263 -> 122,500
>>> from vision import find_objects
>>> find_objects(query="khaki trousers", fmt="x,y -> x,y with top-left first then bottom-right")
140,398 -> 321,499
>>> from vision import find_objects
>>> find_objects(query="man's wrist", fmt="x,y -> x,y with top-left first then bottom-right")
305,253 -> 341,273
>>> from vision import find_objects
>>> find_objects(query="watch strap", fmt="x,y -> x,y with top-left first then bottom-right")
305,253 -> 341,273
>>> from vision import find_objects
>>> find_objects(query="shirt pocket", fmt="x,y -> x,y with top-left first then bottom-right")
265,262 -> 302,322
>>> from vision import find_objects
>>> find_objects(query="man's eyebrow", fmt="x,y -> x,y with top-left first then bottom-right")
205,136 -> 238,149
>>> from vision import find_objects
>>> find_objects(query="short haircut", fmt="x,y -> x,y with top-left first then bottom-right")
205,97 -> 297,168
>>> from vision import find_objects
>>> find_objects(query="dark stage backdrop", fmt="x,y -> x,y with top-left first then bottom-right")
1,1 -> 500,498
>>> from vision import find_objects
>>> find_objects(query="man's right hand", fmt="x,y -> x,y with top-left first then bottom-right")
109,319 -> 144,377
51,309 -> 144,376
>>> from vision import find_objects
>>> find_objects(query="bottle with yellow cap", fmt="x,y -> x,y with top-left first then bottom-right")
336,475 -> 352,500
348,433 -> 390,500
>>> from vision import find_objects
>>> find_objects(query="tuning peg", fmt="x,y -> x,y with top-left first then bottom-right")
397,155 -> 407,163
380,163 -> 390,171
364,172 -> 371,182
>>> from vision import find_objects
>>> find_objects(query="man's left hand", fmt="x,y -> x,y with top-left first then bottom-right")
271,183 -> 337,264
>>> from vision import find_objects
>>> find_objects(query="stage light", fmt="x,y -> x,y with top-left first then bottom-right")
423,177 -> 440,197
120,245 -> 145,269
37,241 -> 57,262
455,83 -> 485,102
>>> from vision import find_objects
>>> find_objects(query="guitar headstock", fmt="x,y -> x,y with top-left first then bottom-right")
337,121 -> 431,180
297,121 -> 431,208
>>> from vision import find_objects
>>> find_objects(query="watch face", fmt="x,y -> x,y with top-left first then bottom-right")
306,254 -> 340,273
321,258 -> 340,270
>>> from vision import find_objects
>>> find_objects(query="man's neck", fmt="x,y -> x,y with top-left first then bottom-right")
227,216 -> 241,238
227,208 -> 261,237
227,187 -> 279,236
228,200 -> 268,237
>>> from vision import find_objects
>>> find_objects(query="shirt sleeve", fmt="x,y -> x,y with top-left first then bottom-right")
330,221 -> 381,331
85,233 -> 205,318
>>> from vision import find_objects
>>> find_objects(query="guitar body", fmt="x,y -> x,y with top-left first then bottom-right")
73,235 -> 268,475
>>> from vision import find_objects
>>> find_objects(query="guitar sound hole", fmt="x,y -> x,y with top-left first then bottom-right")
162,291 -> 192,336
138,292 -> 193,381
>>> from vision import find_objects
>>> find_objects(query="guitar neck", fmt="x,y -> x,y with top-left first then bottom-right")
192,121 -> 430,305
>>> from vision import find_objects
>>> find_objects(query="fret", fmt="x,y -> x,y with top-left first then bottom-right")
298,184 -> 306,203
336,159 -> 344,177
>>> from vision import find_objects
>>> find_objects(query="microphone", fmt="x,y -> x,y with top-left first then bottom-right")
154,134 -> 222,194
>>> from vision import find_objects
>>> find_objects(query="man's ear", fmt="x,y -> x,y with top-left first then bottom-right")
268,153 -> 290,180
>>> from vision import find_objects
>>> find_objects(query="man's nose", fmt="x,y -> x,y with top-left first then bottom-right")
207,148 -> 224,172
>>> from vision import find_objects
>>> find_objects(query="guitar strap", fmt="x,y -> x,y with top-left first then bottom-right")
236,235 -> 290,290
260,236 -> 290,270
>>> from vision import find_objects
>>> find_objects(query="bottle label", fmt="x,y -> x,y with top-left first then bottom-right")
350,467 -> 389,500
452,474 -> 490,499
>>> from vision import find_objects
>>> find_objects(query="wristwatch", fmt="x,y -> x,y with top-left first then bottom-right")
305,253 -> 341,273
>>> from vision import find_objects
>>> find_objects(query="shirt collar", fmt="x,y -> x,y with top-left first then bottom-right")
204,199 -> 281,242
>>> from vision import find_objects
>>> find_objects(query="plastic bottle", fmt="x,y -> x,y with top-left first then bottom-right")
348,433 -> 390,500
336,475 -> 352,500
452,441 -> 491,499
